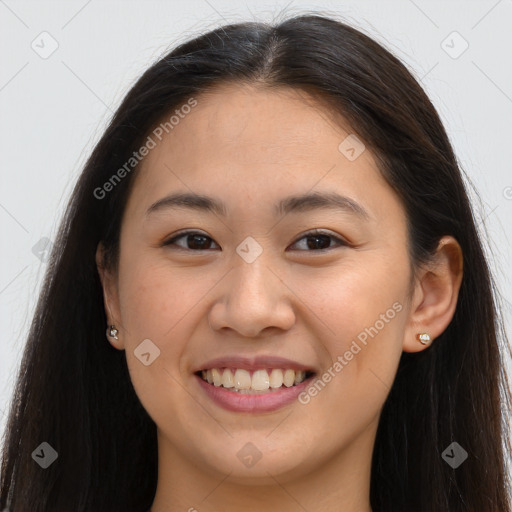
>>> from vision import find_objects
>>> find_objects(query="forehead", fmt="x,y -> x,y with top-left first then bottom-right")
168,83 -> 355,160
124,83 -> 405,229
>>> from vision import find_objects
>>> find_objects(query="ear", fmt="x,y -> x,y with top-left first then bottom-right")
96,243 -> 124,349
402,235 -> 463,353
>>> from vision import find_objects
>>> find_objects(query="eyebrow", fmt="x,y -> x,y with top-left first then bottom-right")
145,191 -> 370,221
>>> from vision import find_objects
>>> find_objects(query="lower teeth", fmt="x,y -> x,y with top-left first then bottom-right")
203,381 -> 303,393
228,387 -> 283,394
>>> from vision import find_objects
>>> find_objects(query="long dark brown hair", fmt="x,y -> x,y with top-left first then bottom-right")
1,11 -> 511,512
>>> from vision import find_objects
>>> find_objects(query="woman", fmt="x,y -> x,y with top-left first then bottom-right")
1,12 -> 510,512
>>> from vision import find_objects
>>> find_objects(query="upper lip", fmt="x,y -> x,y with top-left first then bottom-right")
193,355 -> 316,373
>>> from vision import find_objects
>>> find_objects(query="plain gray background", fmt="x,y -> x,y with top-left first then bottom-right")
1,0 -> 511,438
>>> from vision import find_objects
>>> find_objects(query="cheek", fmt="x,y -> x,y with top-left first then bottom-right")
290,252 -> 407,341
293,253 -> 407,411
117,251 -> 205,338
115,256 -> 203,426
116,252 -> 225,387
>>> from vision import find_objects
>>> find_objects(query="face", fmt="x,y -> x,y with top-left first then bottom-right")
99,83 -> 425,487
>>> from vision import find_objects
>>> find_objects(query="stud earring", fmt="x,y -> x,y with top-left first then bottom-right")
107,325 -> 119,340
417,333 -> 431,345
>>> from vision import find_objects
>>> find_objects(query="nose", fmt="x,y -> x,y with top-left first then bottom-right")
207,256 -> 296,338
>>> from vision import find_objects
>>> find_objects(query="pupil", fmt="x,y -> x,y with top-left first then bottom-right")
189,234 -> 210,250
307,235 -> 330,250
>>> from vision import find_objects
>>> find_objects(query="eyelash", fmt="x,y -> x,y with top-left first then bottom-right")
162,229 -> 349,253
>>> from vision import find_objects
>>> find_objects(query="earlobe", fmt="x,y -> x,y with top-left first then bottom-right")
402,235 -> 463,353
96,243 -> 123,349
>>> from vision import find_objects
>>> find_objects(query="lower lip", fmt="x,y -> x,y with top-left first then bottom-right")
194,374 -> 314,413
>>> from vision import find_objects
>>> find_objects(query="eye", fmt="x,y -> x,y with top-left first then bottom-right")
289,229 -> 349,252
162,231 -> 220,251
162,229 -> 349,252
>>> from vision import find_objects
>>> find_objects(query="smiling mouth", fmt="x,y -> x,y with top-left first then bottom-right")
195,367 -> 316,394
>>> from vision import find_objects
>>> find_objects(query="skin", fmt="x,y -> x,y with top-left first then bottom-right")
96,83 -> 463,512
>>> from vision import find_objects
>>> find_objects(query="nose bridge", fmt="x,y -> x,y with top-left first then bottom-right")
229,232 -> 279,303
209,247 -> 295,337
232,252 -> 275,305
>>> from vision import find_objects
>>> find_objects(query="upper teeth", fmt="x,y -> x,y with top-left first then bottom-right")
201,368 -> 307,392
